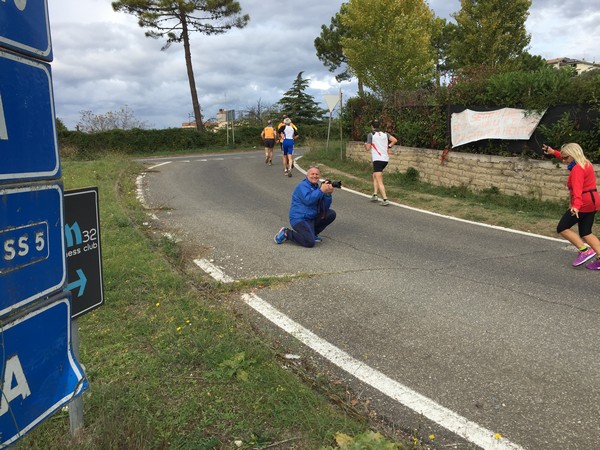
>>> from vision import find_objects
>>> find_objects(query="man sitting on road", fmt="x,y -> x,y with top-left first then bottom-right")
274,165 -> 336,247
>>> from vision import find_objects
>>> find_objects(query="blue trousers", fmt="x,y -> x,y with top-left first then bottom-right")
289,210 -> 336,248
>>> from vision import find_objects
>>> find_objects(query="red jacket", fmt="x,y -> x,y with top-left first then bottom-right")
554,150 -> 600,212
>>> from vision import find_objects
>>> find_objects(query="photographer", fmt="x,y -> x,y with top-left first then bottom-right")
274,165 -> 337,247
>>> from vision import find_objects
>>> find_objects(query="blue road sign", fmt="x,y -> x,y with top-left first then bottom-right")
0,0 -> 52,61
0,293 -> 88,447
0,49 -> 60,181
0,183 -> 66,317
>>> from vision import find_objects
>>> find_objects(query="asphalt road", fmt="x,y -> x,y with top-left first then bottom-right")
137,151 -> 600,450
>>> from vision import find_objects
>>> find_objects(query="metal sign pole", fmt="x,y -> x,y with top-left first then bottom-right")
339,88 -> 343,160
69,318 -> 84,434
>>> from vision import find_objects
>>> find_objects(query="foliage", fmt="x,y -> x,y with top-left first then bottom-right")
538,112 -> 600,162
321,430 -> 409,449
241,98 -> 280,126
58,122 -> 335,158
76,105 -> 149,133
314,3 -> 353,83
277,72 -> 326,124
112,0 -> 249,131
341,0 -> 436,96
447,0 -> 532,71
56,117 -> 68,132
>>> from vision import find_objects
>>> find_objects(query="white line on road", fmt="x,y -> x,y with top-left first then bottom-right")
242,292 -> 525,450
193,259 -> 234,283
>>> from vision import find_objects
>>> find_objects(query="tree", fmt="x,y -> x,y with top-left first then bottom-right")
431,17 -> 453,86
447,0 -> 531,71
112,0 -> 249,131
242,98 -> 279,126
76,106 -> 148,133
314,4 -> 364,95
277,72 -> 325,125
341,0 -> 436,96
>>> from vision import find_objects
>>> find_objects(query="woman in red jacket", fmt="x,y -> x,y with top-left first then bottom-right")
543,143 -> 600,269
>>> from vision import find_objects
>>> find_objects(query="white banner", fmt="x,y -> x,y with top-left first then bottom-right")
451,108 -> 545,148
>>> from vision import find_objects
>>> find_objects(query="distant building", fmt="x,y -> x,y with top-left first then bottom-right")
181,121 -> 196,129
546,57 -> 600,75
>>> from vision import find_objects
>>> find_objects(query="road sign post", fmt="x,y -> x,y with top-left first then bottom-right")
0,0 -> 52,61
0,294 -> 88,446
0,183 -> 66,316
0,50 -> 60,181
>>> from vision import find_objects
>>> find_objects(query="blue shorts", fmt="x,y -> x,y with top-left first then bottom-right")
282,139 -> 294,156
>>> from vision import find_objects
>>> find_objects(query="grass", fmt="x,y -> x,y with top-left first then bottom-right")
19,153 -> 420,449
21,143 -> 570,449
299,144 -> 577,237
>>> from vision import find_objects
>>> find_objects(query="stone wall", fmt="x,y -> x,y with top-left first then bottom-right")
346,142 -> 600,203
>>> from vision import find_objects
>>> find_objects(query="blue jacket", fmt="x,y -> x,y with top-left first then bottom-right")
289,177 -> 332,226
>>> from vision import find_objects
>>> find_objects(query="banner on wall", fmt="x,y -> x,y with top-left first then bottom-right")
451,108 -> 545,148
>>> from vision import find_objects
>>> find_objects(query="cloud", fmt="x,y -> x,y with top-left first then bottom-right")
44,0 -> 600,130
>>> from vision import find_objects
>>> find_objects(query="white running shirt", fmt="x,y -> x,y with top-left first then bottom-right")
367,131 -> 390,162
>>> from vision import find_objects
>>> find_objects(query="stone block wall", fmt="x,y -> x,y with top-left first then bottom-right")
346,142 -> 600,203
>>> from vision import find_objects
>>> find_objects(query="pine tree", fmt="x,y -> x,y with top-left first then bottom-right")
112,0 -> 249,131
277,72 -> 325,125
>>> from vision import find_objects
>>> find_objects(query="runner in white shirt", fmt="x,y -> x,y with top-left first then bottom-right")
364,119 -> 397,206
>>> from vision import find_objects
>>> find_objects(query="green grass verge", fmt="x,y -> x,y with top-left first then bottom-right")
19,154 -> 418,450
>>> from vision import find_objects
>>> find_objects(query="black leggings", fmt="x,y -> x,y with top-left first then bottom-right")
288,210 -> 336,248
556,209 -> 597,237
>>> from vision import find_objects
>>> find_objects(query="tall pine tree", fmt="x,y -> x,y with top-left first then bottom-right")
277,72 -> 325,125
112,0 -> 249,131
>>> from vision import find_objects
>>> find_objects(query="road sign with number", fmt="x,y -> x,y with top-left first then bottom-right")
64,187 -> 104,318
0,293 -> 88,447
0,183 -> 66,317
0,50 -> 60,181
0,0 -> 52,61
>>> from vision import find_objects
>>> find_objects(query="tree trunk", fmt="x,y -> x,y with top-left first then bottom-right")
180,9 -> 203,131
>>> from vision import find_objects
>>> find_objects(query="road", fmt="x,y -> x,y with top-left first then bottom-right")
137,151 -> 600,449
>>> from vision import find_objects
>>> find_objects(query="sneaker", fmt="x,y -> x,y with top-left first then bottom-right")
370,194 -> 378,202
265,156 -> 269,163
586,258 -> 600,270
274,227 -> 288,244
314,235 -> 322,243
288,170 -> 292,177
381,199 -> 390,206
573,248 -> 596,267
268,160 -> 272,165
284,169 -> 288,176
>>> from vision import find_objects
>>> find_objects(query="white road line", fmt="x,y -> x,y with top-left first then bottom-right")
148,161 -> 172,170
193,258 -> 234,283
293,156 -> 563,244
242,292 -> 525,450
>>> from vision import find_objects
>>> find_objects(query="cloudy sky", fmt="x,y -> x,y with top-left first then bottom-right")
45,0 -> 600,130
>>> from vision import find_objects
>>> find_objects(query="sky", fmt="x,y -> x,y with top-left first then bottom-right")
43,0 -> 600,130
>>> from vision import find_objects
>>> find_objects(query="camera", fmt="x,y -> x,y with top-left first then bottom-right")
324,179 -> 342,188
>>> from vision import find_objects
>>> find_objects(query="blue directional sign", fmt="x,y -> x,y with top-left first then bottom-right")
0,50 -> 60,181
0,183 -> 66,317
0,293 -> 88,447
0,0 -> 52,61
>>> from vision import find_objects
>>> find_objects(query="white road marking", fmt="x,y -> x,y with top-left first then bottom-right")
293,156 -> 564,244
193,258 -> 234,283
148,161 -> 171,170
242,292 -> 524,450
